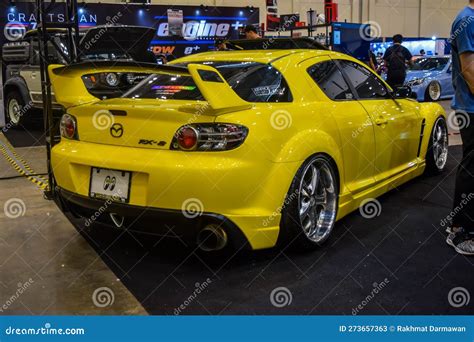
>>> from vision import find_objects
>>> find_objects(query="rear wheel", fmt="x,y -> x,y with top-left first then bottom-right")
425,81 -> 441,101
426,117 -> 449,174
5,91 -> 27,126
279,154 -> 339,250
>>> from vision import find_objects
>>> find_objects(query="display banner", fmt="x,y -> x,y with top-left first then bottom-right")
0,2 -> 259,57
0,316 -> 473,341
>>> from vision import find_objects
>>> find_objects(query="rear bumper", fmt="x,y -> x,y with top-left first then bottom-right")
51,140 -> 301,250
56,187 -> 249,247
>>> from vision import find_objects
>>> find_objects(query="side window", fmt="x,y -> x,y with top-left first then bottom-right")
30,38 -> 65,65
307,61 -> 354,101
338,60 -> 389,99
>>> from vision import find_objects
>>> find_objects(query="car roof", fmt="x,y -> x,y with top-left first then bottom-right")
226,38 -> 329,51
174,49 -> 336,64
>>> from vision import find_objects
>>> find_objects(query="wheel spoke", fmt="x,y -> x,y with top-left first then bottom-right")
297,158 -> 338,244
309,165 -> 319,195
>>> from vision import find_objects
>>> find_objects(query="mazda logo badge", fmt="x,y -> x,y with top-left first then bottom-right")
110,123 -> 123,138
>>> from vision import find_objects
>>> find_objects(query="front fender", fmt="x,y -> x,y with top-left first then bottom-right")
3,77 -> 32,105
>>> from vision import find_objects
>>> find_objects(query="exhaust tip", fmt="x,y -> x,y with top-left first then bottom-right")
197,224 -> 228,252
110,213 -> 125,228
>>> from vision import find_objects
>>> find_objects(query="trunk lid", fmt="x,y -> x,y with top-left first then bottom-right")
71,98 -> 216,150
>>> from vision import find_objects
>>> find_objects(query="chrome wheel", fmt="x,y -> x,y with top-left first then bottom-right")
7,98 -> 22,125
432,118 -> 448,170
428,82 -> 441,101
298,157 -> 337,243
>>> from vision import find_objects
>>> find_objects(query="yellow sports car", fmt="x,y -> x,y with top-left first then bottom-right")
49,49 -> 448,251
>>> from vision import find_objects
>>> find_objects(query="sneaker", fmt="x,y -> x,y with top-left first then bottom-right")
446,229 -> 474,256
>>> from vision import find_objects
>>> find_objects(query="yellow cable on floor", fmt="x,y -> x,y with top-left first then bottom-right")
0,140 -> 49,190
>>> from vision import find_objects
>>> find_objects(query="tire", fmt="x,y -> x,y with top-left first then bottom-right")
5,90 -> 28,126
425,117 -> 449,174
279,154 -> 339,250
425,81 -> 442,102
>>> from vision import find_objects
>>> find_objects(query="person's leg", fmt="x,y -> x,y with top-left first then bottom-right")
447,115 -> 474,255
452,119 -> 474,230
387,70 -> 406,89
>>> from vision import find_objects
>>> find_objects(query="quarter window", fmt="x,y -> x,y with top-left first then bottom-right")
338,60 -> 389,99
307,61 -> 354,101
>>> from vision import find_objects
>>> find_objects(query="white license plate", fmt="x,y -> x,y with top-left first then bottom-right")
89,167 -> 131,203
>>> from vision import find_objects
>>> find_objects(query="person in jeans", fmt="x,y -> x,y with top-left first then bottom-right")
446,1 -> 474,255
383,34 -> 413,88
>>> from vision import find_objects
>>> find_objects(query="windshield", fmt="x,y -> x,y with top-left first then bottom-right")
409,57 -> 449,71
123,61 -> 292,102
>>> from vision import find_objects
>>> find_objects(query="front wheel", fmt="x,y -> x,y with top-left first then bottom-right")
425,81 -> 442,102
279,154 -> 339,250
425,117 -> 449,174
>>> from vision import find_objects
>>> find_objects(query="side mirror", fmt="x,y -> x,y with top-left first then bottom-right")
393,86 -> 413,99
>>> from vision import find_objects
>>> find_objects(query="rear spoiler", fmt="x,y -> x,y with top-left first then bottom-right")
48,61 -> 252,114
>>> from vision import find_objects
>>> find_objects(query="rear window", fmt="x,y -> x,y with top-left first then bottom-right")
124,62 -> 292,102
123,74 -> 204,100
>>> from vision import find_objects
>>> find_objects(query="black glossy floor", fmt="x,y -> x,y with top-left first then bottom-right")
72,145 -> 474,315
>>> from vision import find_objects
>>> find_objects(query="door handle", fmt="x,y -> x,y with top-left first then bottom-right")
375,116 -> 388,126
31,72 -> 36,78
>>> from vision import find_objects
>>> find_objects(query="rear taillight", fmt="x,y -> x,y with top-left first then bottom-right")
171,124 -> 248,151
60,114 -> 77,140
177,126 -> 198,150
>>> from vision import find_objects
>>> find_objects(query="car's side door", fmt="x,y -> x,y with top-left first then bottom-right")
337,59 -> 422,183
302,57 -> 377,195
